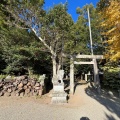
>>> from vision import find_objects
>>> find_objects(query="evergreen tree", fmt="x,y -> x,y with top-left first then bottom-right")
0,1 -> 51,75
0,1 -> 74,79
66,4 -> 104,55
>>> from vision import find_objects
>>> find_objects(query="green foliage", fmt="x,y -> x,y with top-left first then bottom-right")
65,4 -> 104,55
45,4 -> 73,30
0,1 -> 105,78
97,0 -> 110,11
29,74 -> 39,80
102,66 -> 120,89
0,25 -> 52,75
0,74 -> 15,80
0,74 -> 7,79
65,14 -> 88,54
42,3 -> 74,54
41,3 -> 74,68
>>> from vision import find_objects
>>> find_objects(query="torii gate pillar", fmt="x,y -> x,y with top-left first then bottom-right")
70,57 -> 74,94
93,59 -> 101,93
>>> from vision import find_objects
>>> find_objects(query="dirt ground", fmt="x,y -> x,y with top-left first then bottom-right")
0,81 -> 120,120
0,80 -> 119,108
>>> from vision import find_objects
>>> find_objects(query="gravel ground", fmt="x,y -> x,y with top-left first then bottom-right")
0,83 -> 120,120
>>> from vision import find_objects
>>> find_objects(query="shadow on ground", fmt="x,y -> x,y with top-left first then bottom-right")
80,117 -> 90,120
84,84 -> 120,119
104,112 -> 118,120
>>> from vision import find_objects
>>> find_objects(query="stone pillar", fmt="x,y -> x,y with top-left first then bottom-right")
85,74 -> 87,82
70,57 -> 74,94
93,59 -> 97,85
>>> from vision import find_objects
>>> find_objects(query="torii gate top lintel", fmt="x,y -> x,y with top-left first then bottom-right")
62,53 -> 104,60
72,54 -> 104,59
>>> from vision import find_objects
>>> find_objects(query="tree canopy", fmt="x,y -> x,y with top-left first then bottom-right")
0,1 -> 104,78
0,1 -> 74,77
98,0 -> 120,61
71,4 -> 103,55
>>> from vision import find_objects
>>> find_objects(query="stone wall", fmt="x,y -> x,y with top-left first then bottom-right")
0,75 -> 45,97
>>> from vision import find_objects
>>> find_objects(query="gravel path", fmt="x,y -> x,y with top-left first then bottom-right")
0,83 -> 120,120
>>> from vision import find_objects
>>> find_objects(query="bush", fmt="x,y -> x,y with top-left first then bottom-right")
102,66 -> 120,89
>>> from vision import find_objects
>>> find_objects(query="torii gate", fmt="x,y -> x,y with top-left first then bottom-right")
70,54 -> 104,94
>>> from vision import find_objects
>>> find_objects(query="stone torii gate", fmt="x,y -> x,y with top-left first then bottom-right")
70,54 -> 104,94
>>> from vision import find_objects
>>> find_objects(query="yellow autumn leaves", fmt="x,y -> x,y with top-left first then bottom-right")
100,0 -> 120,61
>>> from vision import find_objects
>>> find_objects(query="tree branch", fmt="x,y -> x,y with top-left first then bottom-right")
32,28 -> 56,56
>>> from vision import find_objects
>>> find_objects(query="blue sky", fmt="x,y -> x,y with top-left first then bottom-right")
44,0 -> 99,22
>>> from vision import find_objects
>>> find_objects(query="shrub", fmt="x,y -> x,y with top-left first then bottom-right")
102,66 -> 120,89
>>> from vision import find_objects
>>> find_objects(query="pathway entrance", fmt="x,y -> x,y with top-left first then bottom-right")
70,54 -> 104,94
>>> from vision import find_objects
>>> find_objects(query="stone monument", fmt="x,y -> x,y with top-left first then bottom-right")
39,74 -> 46,86
39,74 -> 46,94
51,70 -> 67,104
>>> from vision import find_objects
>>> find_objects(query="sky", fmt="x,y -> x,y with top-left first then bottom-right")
44,0 -> 99,22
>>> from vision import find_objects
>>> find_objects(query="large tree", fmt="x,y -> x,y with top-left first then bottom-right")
1,1 -> 73,79
97,0 -> 120,61
0,1 -> 51,75
40,3 -> 73,78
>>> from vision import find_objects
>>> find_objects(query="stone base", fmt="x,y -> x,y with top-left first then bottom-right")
51,91 -> 67,104
51,83 -> 67,104
53,83 -> 64,92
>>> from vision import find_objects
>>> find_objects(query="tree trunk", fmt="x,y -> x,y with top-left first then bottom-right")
52,55 -> 61,82
52,56 -> 57,77
57,63 -> 61,73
